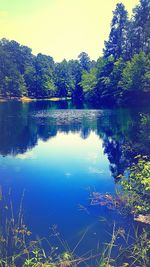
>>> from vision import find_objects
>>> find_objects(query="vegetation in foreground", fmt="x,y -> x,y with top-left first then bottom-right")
119,156 -> 150,217
91,156 -> 150,222
0,0 -> 149,105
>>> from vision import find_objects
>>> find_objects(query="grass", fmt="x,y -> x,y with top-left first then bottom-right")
0,189 -> 100,266
0,188 -> 149,266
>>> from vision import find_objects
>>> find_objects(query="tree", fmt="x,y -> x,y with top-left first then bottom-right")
120,51 -> 150,102
0,38 -> 33,74
104,3 -> 128,60
0,40 -> 28,97
109,57 -> 126,101
68,60 -> 83,100
55,60 -> 72,97
95,56 -> 115,104
78,52 -> 91,71
24,64 -> 37,97
0,39 -> 57,98
80,68 -> 97,102
34,53 -> 56,97
131,0 -> 150,55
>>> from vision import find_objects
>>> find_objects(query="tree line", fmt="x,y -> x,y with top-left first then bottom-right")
0,0 -> 149,105
0,40 -> 92,100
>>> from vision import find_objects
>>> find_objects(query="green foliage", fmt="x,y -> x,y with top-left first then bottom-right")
55,60 -> 73,97
120,51 -> 150,98
0,39 -> 56,98
94,56 -> 115,104
120,156 -> 150,214
80,68 -> 97,101
78,52 -> 91,71
68,60 -> 83,100
98,0 -> 150,106
131,0 -> 150,55
34,53 -> 56,97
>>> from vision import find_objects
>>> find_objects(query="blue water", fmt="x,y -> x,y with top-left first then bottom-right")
0,101 -> 149,259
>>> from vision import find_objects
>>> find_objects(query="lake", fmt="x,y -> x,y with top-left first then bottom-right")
0,100 -> 149,264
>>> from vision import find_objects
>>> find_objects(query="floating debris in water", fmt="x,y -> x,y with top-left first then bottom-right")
32,110 -> 103,125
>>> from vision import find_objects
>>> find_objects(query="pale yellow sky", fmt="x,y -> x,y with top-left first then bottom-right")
0,0 -> 139,62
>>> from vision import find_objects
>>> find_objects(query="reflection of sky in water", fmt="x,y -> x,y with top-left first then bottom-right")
0,130 -> 118,254
0,131 -> 111,185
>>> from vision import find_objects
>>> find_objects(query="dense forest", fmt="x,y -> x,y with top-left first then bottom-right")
0,0 -> 149,105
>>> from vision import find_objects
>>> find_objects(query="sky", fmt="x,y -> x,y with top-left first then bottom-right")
0,0 -> 139,62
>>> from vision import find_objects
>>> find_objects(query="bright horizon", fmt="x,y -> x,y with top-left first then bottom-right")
0,0 -> 139,62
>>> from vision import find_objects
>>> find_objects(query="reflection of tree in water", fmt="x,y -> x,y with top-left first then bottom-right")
123,111 -> 150,158
103,137 -> 125,179
98,109 -> 150,179
0,101 -> 149,180
93,109 -> 129,178
0,102 -> 100,155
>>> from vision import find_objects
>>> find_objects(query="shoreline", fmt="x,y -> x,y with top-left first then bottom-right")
0,96 -> 72,102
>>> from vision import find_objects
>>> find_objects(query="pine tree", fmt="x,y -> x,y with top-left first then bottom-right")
131,0 -> 150,54
104,3 -> 128,60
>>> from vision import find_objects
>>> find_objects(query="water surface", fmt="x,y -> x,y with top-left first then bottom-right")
0,101 -> 149,258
